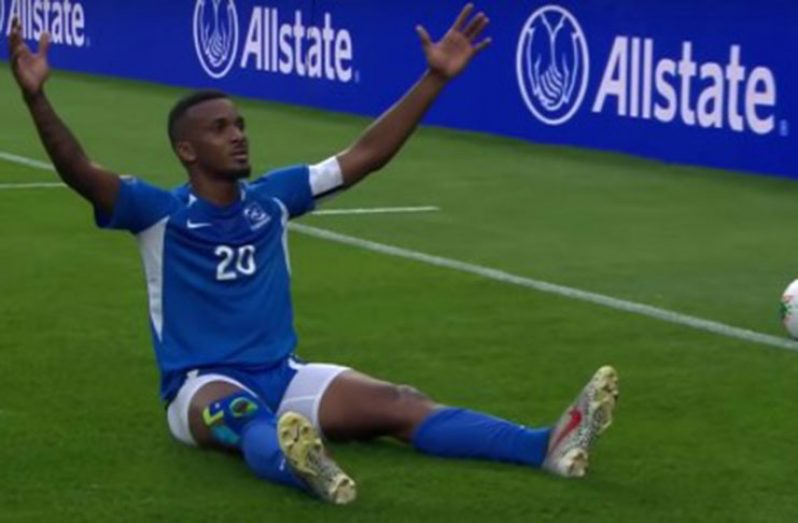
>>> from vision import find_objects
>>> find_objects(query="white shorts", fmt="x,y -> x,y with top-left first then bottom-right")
166,362 -> 349,446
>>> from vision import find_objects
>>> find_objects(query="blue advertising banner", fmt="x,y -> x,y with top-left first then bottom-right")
1,1 -> 795,177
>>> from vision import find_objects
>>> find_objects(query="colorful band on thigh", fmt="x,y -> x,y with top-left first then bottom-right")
202,390 -> 272,448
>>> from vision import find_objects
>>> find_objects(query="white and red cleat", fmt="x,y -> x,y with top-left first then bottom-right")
543,366 -> 619,478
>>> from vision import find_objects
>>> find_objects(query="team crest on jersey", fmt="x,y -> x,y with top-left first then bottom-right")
244,202 -> 271,230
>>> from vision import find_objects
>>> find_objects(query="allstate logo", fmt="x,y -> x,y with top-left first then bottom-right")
516,5 -> 589,126
193,0 -> 239,79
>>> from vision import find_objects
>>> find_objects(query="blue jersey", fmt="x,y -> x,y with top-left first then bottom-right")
95,161 -> 342,401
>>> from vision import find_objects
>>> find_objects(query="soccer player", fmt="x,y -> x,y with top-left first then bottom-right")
8,4 -> 619,504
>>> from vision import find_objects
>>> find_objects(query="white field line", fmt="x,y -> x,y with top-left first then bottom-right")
3,150 -> 797,353
290,223 -> 798,354
0,182 -> 66,189
312,206 -> 439,216
0,151 -> 55,171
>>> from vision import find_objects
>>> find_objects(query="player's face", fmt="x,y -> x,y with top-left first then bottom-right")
185,98 -> 251,180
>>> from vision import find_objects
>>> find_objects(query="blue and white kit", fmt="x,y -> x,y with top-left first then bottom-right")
95,157 -> 346,443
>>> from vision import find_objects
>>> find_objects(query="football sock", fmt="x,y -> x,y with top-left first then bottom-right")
240,417 -> 307,491
203,390 -> 306,490
411,407 -> 551,467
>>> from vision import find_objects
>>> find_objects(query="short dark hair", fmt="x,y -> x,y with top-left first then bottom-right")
167,89 -> 230,144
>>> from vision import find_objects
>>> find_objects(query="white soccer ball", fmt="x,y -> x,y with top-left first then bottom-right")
780,279 -> 798,339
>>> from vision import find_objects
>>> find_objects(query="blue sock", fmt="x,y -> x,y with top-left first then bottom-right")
203,390 -> 306,491
240,417 -> 307,491
412,408 -> 551,467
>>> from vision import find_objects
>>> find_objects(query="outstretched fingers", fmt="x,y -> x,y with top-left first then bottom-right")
38,31 -> 51,58
473,37 -> 492,54
9,17 -> 24,61
416,25 -> 432,50
451,3 -> 475,32
463,12 -> 489,41
10,16 -> 22,37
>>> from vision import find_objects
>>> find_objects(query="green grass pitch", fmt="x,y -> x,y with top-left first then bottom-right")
1,63 -> 798,521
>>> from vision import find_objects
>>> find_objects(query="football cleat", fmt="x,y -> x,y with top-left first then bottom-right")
277,411 -> 357,504
543,365 -> 619,478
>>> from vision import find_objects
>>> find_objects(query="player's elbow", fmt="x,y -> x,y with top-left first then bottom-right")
364,153 -> 392,174
340,146 -> 393,186
361,144 -> 400,176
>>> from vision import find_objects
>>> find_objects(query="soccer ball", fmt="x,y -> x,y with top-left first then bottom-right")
780,279 -> 798,338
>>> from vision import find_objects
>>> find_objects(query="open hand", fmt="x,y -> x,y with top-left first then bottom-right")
8,17 -> 51,97
416,4 -> 491,81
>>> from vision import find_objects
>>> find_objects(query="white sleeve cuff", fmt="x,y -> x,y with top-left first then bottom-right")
309,156 -> 344,199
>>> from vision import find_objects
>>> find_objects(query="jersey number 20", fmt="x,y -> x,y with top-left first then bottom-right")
215,245 -> 257,281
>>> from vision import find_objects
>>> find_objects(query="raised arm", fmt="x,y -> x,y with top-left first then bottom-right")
8,18 -> 119,216
336,4 -> 491,187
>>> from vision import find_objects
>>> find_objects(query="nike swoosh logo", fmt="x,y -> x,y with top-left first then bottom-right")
187,220 -> 212,230
550,407 -> 583,451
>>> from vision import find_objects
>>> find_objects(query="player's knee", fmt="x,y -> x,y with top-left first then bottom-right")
382,384 -> 437,440
395,384 -> 429,404
393,384 -> 437,417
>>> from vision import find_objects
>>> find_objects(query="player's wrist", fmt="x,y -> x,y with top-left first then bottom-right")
424,68 -> 450,89
22,88 -> 45,105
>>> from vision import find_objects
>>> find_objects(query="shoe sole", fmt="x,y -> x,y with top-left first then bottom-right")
277,412 -> 357,505
558,448 -> 589,478
590,365 -> 619,437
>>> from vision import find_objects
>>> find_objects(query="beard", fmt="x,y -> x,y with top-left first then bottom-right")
222,164 -> 252,180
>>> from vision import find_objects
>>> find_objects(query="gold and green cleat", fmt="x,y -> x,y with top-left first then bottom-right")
277,411 -> 357,505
